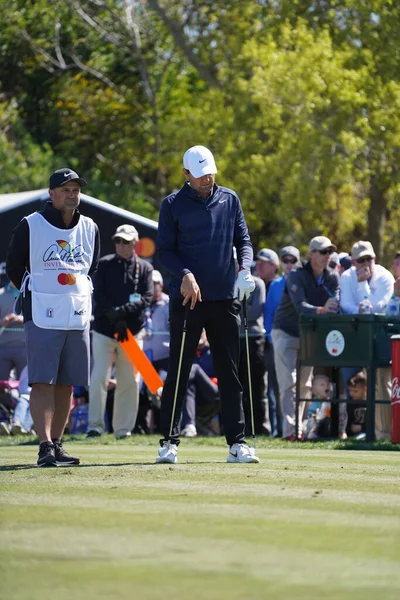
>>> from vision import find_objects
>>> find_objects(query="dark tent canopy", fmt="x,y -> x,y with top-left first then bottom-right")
0,190 -> 160,281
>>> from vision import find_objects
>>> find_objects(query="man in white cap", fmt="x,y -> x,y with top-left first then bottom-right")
340,240 -> 394,440
87,223 -> 154,439
271,236 -> 340,440
155,144 -> 258,464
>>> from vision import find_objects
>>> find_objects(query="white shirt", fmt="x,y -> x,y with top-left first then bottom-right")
340,264 -> 394,314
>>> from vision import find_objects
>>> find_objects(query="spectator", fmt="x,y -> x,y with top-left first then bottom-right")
155,144 -> 258,464
255,248 -> 279,296
143,270 -> 170,373
271,236 -> 339,440
88,224 -> 153,439
392,251 -> 400,279
180,331 -> 220,437
340,240 -> 393,440
139,269 -> 170,433
0,280 -> 26,380
338,253 -> 352,275
6,168 -> 99,467
346,371 -> 367,439
10,365 -> 34,435
265,246 -> 301,436
329,252 -> 340,272
236,251 -> 269,435
254,248 -> 280,435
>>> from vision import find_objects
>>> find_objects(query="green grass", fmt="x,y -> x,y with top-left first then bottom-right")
1,436 -> 400,600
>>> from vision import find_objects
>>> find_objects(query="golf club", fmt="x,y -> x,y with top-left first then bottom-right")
168,304 -> 190,443
242,297 -> 256,454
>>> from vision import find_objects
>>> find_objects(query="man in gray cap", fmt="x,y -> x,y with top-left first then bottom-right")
87,223 -> 154,439
255,248 -> 280,298
271,236 -> 340,440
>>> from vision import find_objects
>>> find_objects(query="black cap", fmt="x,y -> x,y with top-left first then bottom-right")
49,168 -> 87,190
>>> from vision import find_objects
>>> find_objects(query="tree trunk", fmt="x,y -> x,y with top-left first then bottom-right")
367,176 -> 387,263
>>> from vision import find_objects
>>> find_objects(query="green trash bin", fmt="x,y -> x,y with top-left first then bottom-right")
297,314 -> 400,441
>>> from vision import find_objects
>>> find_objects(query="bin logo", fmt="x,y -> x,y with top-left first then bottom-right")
325,330 -> 345,356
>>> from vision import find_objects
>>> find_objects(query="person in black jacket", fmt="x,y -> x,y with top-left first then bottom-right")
271,236 -> 340,440
87,224 -> 153,438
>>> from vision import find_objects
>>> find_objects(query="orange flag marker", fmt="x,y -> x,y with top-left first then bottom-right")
118,330 -> 164,394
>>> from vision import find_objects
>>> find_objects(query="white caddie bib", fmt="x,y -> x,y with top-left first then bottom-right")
26,212 -> 95,330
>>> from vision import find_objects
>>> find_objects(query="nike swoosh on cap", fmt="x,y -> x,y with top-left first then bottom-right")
64,172 -> 74,177
199,159 -> 207,163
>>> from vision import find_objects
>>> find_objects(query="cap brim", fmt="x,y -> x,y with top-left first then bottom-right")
59,177 -> 87,187
354,251 -> 375,259
188,164 -> 217,179
112,234 -> 134,241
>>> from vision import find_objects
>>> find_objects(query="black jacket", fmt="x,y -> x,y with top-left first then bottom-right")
272,261 -> 340,337
6,202 -> 100,322
92,253 -> 154,339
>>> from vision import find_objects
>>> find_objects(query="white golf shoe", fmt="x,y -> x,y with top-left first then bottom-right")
156,441 -> 178,464
227,443 -> 260,463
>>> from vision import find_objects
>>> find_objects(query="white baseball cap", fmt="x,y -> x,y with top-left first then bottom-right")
152,270 -> 163,284
112,224 -> 139,242
183,145 -> 217,179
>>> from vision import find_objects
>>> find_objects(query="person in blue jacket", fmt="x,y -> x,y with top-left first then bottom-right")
155,145 -> 258,464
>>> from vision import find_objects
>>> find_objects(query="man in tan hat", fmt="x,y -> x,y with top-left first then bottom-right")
340,240 -> 394,440
271,236 -> 340,440
87,224 -> 154,438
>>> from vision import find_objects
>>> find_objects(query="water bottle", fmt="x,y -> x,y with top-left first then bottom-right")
144,308 -> 153,338
359,295 -> 372,314
385,295 -> 399,317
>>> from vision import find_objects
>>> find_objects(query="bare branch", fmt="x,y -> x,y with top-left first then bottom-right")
54,22 -> 67,69
19,30 -> 61,72
124,1 -> 154,104
72,1 -> 123,47
146,0 -> 221,89
69,52 -> 117,88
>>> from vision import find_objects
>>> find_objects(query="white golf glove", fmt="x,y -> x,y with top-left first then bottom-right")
234,269 -> 255,301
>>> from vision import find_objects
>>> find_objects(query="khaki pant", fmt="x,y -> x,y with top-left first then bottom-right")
88,330 -> 144,437
375,367 -> 391,441
271,329 -> 313,438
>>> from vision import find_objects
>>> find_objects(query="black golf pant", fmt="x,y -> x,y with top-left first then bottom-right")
160,299 -> 245,446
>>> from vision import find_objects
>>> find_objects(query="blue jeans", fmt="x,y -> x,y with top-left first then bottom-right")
13,395 -> 33,431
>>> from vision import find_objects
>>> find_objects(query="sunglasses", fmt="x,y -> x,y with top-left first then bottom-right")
317,249 -> 334,256
356,256 -> 373,264
114,237 -> 131,245
282,257 -> 297,265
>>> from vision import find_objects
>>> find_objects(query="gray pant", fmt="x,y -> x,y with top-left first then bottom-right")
271,328 -> 313,438
0,343 -> 27,380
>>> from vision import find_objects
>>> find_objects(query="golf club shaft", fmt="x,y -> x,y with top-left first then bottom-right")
242,298 -> 256,447
168,304 -> 190,440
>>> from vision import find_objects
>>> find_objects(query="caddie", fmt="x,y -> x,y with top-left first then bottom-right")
6,168 -> 100,467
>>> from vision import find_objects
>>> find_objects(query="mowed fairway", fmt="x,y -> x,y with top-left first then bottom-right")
0,437 -> 399,600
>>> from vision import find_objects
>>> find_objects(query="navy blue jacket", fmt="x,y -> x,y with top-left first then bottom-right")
157,182 -> 253,301
272,261 -> 340,337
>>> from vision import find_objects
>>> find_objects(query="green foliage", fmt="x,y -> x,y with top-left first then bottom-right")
0,1 -> 400,260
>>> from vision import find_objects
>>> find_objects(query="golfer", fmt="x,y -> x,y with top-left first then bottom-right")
155,145 -> 259,464
6,168 -> 100,467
